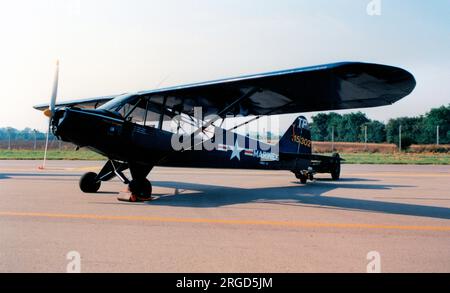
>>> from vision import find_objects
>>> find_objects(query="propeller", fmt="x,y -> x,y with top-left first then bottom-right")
39,60 -> 59,170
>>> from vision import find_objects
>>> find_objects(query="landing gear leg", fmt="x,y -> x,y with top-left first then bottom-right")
79,160 -> 128,193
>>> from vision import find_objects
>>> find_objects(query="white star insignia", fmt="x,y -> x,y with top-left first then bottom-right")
230,141 -> 244,161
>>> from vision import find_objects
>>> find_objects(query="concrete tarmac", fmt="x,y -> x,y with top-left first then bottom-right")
0,160 -> 449,273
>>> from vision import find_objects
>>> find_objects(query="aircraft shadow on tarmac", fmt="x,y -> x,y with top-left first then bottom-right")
146,180 -> 450,220
3,172 -> 450,220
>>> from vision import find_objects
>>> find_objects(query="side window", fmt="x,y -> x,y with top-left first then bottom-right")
143,109 -> 160,128
120,96 -> 182,132
123,97 -> 162,129
130,107 -> 147,125
118,98 -> 146,124
143,99 -> 169,130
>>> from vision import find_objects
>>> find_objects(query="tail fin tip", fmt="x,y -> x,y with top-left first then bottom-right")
279,116 -> 312,154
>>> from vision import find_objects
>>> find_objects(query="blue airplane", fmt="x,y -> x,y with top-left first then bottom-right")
35,62 -> 416,202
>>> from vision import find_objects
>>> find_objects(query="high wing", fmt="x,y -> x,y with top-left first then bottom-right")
127,62 -> 416,117
34,62 -> 416,117
34,95 -> 117,111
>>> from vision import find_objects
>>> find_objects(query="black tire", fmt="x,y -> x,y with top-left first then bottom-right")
295,172 -> 308,184
331,153 -> 341,181
79,172 -> 101,193
129,179 -> 152,199
300,176 -> 307,184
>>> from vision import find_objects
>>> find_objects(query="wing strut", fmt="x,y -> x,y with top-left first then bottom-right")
229,101 -> 296,133
158,96 -> 168,129
183,87 -> 260,152
186,88 -> 259,146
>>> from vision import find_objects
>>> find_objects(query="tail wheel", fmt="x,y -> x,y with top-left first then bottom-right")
331,153 -> 341,181
79,172 -> 101,193
129,179 -> 153,199
295,172 -> 308,184
300,175 -> 307,184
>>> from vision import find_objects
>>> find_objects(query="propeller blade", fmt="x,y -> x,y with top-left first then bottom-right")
39,60 -> 59,170
50,60 -> 59,117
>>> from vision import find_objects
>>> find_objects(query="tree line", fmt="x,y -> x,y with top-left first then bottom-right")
310,105 -> 450,147
0,127 -> 51,141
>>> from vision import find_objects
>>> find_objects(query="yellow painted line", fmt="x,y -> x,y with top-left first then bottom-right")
1,211 -> 450,232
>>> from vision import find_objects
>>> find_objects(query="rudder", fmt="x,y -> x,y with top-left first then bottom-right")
278,116 -> 312,155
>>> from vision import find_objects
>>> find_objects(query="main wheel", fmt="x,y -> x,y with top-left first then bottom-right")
79,172 -> 101,193
129,179 -> 152,200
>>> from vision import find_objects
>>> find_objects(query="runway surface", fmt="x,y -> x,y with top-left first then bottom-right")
1,160 -> 450,273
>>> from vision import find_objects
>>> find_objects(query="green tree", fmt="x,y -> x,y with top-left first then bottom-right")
337,112 -> 370,142
386,117 -> 422,148
364,120 -> 386,143
420,105 -> 450,144
310,113 -> 342,141
326,113 -> 341,141
310,113 -> 328,141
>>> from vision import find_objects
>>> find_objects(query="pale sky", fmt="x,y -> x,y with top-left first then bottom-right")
0,0 -> 449,132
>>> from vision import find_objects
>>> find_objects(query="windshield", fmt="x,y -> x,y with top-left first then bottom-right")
98,94 -> 139,113
98,94 -> 160,128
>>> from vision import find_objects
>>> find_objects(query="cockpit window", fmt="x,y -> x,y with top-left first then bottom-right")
99,93 -> 198,133
122,98 -> 147,124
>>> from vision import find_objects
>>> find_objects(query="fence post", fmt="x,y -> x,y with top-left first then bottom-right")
437,126 -> 440,146
399,125 -> 402,152
33,129 -> 37,150
331,126 -> 335,153
364,125 -> 368,151
7,130 -> 11,150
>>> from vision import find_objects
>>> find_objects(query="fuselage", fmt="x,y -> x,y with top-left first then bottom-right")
52,107 -> 310,172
